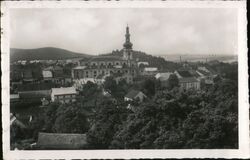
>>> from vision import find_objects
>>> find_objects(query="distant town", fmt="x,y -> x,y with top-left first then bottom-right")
10,26 -> 238,150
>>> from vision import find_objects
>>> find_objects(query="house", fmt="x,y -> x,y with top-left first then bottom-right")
36,132 -> 87,149
113,73 -> 133,84
17,83 -> 55,103
10,94 -> 19,103
43,66 -> 72,85
174,70 -> 200,90
42,69 -> 53,82
196,66 -> 216,85
179,77 -> 200,90
137,61 -> 149,67
124,90 -> 147,102
143,67 -> 158,76
155,72 -> 172,87
51,87 -> 77,103
10,113 -> 27,129
21,69 -> 34,83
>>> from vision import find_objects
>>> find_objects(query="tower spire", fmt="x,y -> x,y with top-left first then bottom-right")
123,25 -> 133,60
123,25 -> 133,50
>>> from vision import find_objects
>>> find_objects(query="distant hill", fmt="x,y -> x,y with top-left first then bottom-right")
10,47 -> 92,62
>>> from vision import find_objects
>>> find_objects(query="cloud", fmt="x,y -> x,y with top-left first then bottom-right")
10,8 -> 237,55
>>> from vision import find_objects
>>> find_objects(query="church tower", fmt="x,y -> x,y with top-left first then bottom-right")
123,25 -> 133,60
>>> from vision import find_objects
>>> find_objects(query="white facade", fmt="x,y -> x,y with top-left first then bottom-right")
51,87 -> 77,103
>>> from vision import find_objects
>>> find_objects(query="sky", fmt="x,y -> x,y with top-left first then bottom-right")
10,8 -> 238,56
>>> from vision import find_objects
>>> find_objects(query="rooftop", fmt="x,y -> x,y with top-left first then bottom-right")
125,90 -> 143,99
155,72 -> 172,81
17,83 -> 56,92
176,70 -> 193,78
179,77 -> 199,83
51,87 -> 77,95
37,132 -> 87,149
144,67 -> 158,72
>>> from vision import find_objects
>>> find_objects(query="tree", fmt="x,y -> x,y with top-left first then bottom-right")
53,104 -> 90,133
142,79 -> 156,97
167,74 -> 179,90
87,99 -> 128,149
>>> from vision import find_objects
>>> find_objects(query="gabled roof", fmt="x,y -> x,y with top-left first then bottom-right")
144,67 -> 158,72
19,92 -> 50,99
189,70 -> 201,78
179,77 -> 198,83
176,70 -> 193,78
51,87 -> 77,95
125,90 -> 144,99
73,66 -> 87,70
197,69 -> 211,76
37,132 -> 87,149
155,72 -> 172,81
17,83 -> 55,92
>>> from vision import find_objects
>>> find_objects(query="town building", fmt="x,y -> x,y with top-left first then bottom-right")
72,26 -> 138,84
175,70 -> 200,90
124,90 -> 147,102
155,72 -> 172,87
16,83 -> 55,103
51,87 -> 77,103
142,67 -> 158,76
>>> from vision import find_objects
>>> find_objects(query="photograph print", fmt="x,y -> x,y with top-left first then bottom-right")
8,5 -> 241,151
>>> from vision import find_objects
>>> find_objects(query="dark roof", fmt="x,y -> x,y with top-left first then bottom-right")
17,83 -> 55,92
189,70 -> 200,78
37,132 -> 87,149
125,90 -> 142,99
19,92 -> 50,99
197,69 -> 210,76
179,77 -> 198,83
177,70 -> 193,78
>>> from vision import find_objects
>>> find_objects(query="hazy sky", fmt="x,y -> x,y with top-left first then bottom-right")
10,8 -> 238,55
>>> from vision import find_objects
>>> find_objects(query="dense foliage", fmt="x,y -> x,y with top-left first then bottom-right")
10,61 -> 238,149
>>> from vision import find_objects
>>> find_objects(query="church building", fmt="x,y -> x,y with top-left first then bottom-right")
72,25 -> 138,84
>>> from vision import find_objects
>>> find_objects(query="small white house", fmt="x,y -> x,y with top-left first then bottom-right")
51,87 -> 77,104
42,70 -> 53,80
124,90 -> 147,102
143,67 -> 158,76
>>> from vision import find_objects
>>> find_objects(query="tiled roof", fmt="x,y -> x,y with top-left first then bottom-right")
19,92 -> 49,99
176,70 -> 193,78
51,87 -> 77,95
179,77 -> 198,83
197,69 -> 210,76
17,83 -> 55,92
37,132 -> 87,149
144,67 -> 158,72
155,72 -> 172,81
73,66 -> 86,70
